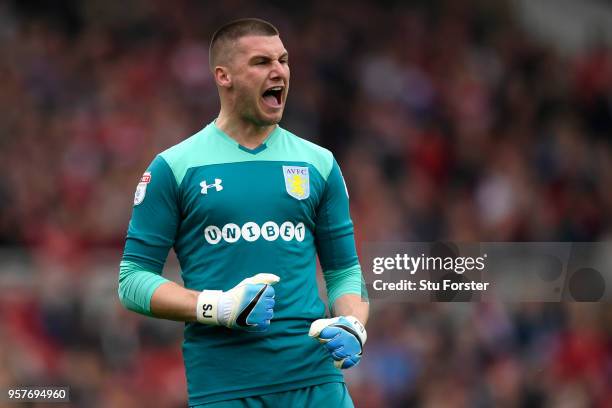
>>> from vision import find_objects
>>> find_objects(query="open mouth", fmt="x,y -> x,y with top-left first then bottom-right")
261,86 -> 283,108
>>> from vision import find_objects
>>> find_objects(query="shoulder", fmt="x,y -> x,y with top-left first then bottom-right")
156,126 -> 212,186
158,128 -> 206,166
278,127 -> 335,180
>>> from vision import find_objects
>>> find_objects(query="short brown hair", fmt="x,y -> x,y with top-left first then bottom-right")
209,18 -> 279,70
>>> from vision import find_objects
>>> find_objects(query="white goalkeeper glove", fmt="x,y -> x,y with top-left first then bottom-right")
309,315 -> 367,369
196,273 -> 280,332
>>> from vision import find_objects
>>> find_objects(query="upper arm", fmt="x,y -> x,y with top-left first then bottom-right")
122,155 -> 181,272
315,158 -> 358,270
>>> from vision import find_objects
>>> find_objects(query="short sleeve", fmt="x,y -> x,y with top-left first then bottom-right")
122,155 -> 180,272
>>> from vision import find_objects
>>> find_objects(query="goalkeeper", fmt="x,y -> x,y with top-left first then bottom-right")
119,18 -> 369,407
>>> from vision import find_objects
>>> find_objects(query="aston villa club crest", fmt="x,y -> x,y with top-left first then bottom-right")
134,172 -> 151,205
283,166 -> 309,200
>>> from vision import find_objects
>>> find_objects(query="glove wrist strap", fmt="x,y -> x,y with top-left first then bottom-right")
344,315 -> 368,345
196,290 -> 223,325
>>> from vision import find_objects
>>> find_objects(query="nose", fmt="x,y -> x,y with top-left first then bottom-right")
269,60 -> 286,80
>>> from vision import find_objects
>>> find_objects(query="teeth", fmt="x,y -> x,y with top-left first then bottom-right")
268,86 -> 283,91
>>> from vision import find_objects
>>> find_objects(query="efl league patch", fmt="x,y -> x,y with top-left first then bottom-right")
134,172 -> 151,206
283,166 -> 309,200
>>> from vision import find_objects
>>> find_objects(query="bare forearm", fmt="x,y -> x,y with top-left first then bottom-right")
150,281 -> 200,322
332,293 -> 369,325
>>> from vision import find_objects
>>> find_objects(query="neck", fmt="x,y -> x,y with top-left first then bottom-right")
216,109 -> 276,149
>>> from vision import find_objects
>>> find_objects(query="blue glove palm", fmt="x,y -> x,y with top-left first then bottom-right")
309,316 -> 367,369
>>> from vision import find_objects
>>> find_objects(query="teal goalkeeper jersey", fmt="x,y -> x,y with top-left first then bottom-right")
122,121 -> 363,405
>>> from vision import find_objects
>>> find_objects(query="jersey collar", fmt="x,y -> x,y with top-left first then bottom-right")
210,120 -> 281,155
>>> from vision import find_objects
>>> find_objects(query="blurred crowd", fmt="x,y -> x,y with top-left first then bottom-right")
1,0 -> 612,406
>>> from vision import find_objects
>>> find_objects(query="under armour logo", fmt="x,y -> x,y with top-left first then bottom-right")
200,179 -> 223,195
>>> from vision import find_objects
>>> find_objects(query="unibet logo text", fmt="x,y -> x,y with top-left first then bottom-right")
204,221 -> 306,245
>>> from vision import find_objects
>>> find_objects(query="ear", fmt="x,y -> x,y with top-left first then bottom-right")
214,66 -> 232,88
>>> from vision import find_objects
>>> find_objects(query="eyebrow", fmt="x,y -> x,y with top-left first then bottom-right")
249,52 -> 289,62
